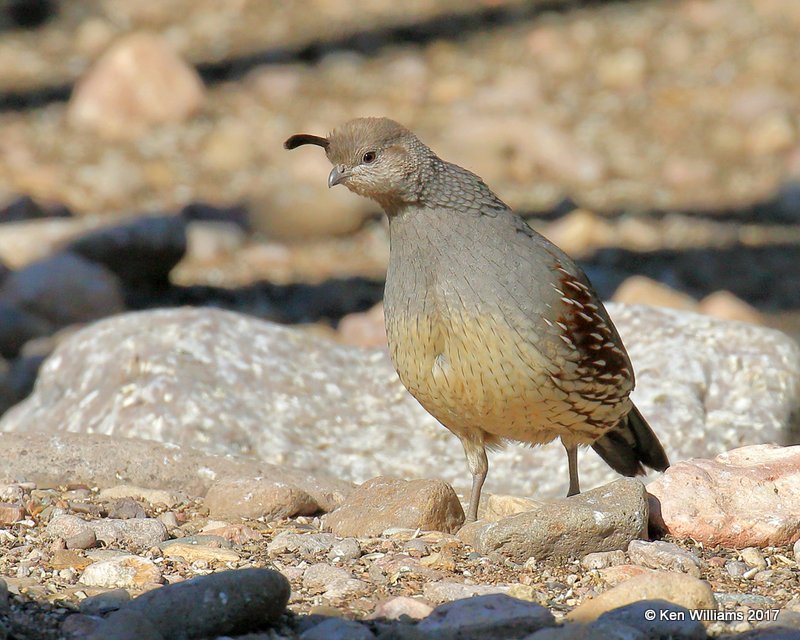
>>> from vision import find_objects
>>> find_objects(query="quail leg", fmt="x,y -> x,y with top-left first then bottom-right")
461,438 -> 488,522
563,441 -> 580,497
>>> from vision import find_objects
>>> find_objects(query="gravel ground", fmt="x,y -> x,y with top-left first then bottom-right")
1,0 -> 800,217
1,483 -> 798,639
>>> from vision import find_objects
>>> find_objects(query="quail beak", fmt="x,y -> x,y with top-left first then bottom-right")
328,165 -> 348,188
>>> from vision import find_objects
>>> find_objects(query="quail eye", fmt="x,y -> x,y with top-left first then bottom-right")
362,151 -> 377,164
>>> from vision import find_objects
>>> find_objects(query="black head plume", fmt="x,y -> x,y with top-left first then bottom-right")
284,134 -> 329,150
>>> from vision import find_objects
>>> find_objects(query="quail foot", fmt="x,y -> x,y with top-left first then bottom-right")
285,117 -> 670,522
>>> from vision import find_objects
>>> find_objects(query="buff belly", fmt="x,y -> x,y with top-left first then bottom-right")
386,310 -> 620,446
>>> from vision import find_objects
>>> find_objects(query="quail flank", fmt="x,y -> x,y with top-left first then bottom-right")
285,117 -> 670,522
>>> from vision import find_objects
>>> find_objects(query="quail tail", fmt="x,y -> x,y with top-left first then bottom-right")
591,403 -> 670,477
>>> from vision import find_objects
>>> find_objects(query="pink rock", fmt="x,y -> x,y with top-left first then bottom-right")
368,595 -> 434,620
0,503 -> 26,525
337,303 -> 386,348
68,32 -> 204,140
648,445 -> 800,547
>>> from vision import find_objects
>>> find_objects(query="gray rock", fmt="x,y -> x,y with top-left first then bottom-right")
2,306 -> 797,499
92,518 -> 168,549
474,478 -> 648,562
300,618 -> 375,640
46,514 -> 94,543
159,535 -> 232,551
0,252 -> 124,329
85,609 -> 163,640
124,568 -> 289,639
526,620 -> 646,640
0,432 -> 352,509
268,532 -> 337,557
596,600 -> 706,639
627,540 -> 703,577
581,550 -> 627,570
79,588 -> 131,615
422,582 -> 510,604
328,537 -> 361,561
725,561 -> 748,578
417,594 -> 555,639
0,577 -> 8,615
107,497 -> 146,520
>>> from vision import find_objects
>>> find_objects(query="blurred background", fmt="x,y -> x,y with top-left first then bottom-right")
0,0 -> 798,415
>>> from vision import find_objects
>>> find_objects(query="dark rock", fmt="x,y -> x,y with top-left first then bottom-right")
0,302 -> 52,358
0,354 -> 46,414
85,609 -> 164,640
0,252 -> 124,328
107,498 -> 147,520
120,568 -> 290,639
581,244 -> 800,311
0,195 -> 71,223
3,0 -> 58,30
66,215 -> 187,288
300,618 -> 376,640
180,202 -> 250,231
416,594 -> 555,639
596,600 -> 706,640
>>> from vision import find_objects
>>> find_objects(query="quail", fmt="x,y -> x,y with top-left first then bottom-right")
285,117 -> 670,522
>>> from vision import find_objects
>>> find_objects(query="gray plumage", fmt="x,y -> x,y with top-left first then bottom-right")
285,117 -> 669,522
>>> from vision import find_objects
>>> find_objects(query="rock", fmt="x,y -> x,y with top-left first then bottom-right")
539,209 -> 614,259
482,494 -> 543,522
107,497 -> 147,520
79,588 -> 131,615
99,485 -> 186,508
302,563 -> 369,599
740,547 -> 768,570
160,543 -> 240,564
0,196 -> 71,224
422,582 -> 510,604
84,609 -> 164,640
205,477 -> 321,521
368,595 -> 434,620
328,538 -> 361,561
0,503 -> 25,524
567,572 -> 717,623
1,305 -> 797,501
0,217 -> 105,270
598,565 -> 654,587
698,290 -> 764,325
0,301 -> 51,359
648,444 -> 800,547
0,432 -> 351,509
66,528 -> 97,551
0,252 -> 125,329
268,531 -> 337,557
627,540 -> 703,577
612,276 -> 698,311
473,479 -> 648,562
336,303 -> 387,348
117,568 -> 289,639
725,561 -> 748,578
91,518 -> 168,549
67,32 -> 205,140
199,523 -> 260,545
51,549 -> 92,571
794,539 -> 800,564
527,619 -> 646,639
417,594 -> 555,639
46,514 -> 95,542
0,578 -> 9,614
581,550 -> 627,570
596,600 -> 706,640
66,215 -> 187,288
300,618 -> 375,640
597,48 -> 647,89
79,554 -> 162,589
324,477 -> 464,537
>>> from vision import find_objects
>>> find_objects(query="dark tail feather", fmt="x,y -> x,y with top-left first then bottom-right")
591,403 -> 670,477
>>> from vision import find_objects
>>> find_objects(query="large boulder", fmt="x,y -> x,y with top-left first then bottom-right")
1,305 -> 798,499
